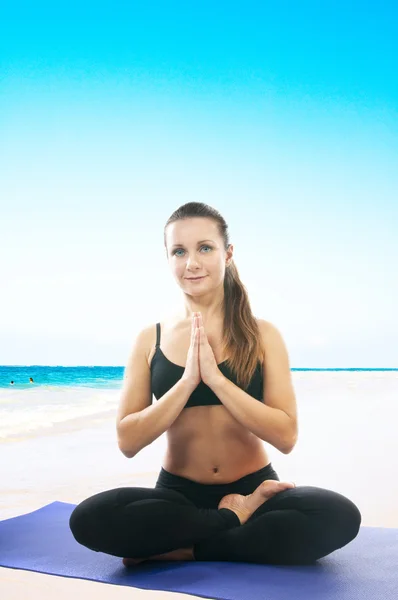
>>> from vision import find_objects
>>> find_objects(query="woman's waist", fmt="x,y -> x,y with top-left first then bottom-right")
155,460 -> 279,508
162,437 -> 270,485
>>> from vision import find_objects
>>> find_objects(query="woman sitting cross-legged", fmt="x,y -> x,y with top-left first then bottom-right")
69,201 -> 361,566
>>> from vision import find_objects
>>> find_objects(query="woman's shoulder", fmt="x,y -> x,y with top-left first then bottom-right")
139,313 -> 187,353
256,318 -> 284,336
140,311 -> 184,334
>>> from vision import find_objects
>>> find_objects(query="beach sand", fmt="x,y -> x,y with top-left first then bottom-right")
1,371 -> 397,599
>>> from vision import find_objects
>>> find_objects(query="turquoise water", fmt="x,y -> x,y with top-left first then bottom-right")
1,365 -> 397,389
0,366 -> 124,389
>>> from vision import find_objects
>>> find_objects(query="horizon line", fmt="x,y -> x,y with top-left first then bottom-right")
0,365 -> 397,371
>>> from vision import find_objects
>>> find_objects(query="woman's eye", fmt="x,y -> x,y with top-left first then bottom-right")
174,245 -> 211,256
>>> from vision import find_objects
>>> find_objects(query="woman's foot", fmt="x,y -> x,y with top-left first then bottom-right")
218,479 -> 295,525
123,547 -> 195,567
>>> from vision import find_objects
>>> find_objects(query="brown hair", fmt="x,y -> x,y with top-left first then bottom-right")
164,202 -> 265,389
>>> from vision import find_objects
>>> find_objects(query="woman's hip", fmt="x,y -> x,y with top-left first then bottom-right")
155,462 -> 280,509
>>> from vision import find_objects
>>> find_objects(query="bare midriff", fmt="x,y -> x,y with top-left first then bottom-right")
147,316 -> 270,484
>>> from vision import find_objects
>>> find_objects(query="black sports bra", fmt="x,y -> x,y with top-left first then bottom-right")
150,322 -> 264,408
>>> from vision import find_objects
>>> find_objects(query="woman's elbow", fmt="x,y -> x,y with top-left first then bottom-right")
117,430 -> 139,458
118,444 -> 137,459
281,429 -> 298,454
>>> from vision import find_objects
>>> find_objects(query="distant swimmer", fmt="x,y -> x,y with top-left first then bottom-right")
10,381 -> 14,385
29,377 -> 34,383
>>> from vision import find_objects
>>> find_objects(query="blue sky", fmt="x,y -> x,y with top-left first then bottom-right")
0,1 -> 397,366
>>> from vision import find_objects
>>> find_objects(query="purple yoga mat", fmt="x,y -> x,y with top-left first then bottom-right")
0,502 -> 397,600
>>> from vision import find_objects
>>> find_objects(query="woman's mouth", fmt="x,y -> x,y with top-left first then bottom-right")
186,276 -> 207,281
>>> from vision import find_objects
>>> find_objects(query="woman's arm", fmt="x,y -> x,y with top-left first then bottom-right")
117,378 -> 196,457
207,376 -> 297,453
208,320 -> 298,454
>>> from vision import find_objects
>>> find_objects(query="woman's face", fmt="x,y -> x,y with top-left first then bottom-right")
165,218 -> 231,292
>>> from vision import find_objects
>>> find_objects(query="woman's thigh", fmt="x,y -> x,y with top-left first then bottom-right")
69,485 -> 238,558
77,486 -> 196,510
70,485 -> 196,527
69,486 -> 196,529
247,484 -> 360,521
69,487 -> 196,551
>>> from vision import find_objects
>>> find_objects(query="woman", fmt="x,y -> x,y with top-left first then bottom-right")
69,202 -> 361,566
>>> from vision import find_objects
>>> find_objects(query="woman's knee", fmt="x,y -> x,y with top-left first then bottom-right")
318,488 -> 360,527
279,486 -> 361,550
330,492 -> 361,544
69,498 -> 99,549
308,487 -> 362,553
69,487 -> 132,547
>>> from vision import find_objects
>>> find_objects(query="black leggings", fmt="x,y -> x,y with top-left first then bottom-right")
69,463 -> 361,565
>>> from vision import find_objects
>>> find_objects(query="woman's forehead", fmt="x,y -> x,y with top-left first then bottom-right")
167,218 -> 219,242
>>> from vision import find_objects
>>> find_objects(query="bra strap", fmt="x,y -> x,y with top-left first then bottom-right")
155,323 -> 161,347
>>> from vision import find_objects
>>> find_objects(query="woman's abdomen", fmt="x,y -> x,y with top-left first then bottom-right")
163,405 -> 270,484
